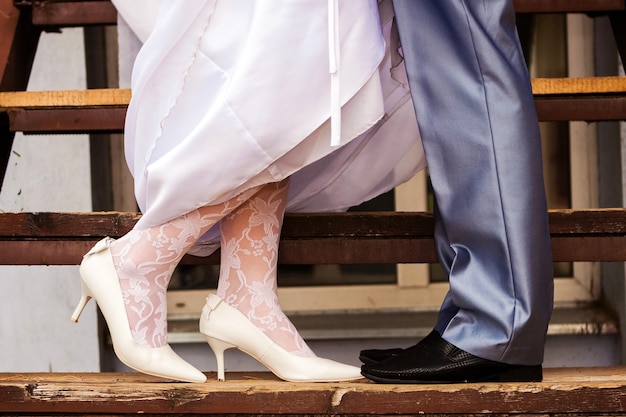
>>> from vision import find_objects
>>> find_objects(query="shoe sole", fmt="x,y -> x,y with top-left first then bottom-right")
361,366 -> 542,384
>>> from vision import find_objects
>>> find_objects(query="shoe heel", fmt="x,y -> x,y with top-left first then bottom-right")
70,281 -> 92,323
497,365 -> 542,382
206,337 -> 235,381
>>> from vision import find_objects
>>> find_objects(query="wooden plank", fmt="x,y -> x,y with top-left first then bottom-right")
1,210 -> 625,239
532,76 -> 626,94
4,96 -> 625,134
548,208 -> 626,234
3,210 -> 626,239
535,95 -> 626,121
17,0 -> 626,30
7,107 -> 127,134
0,212 -> 432,238
0,234 -> 623,264
31,0 -> 118,27
1,79 -> 625,134
1,210 -> 626,265
0,88 -> 130,108
3,79 -> 625,108
0,89 -> 128,133
514,0 -> 626,13
0,368 -> 626,416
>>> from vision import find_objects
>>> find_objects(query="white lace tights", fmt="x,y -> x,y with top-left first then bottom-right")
109,179 -> 314,357
216,180 -> 314,357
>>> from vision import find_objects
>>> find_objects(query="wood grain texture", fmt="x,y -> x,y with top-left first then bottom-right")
31,0 -> 118,27
2,78 -> 625,108
1,210 -> 626,264
1,210 -> 624,239
514,0 -> 626,13
0,88 -> 130,108
1,368 -> 626,415
532,76 -> 626,95
2,78 -> 626,134
18,0 -> 626,30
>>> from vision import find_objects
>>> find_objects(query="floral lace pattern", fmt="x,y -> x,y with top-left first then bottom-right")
110,185 -> 261,348
108,180 -> 312,356
217,179 -> 315,357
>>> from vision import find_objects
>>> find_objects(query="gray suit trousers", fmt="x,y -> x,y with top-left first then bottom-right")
392,0 -> 554,365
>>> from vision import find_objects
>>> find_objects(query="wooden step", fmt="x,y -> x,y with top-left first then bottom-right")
1,368 -> 626,416
1,77 -> 626,134
514,0 -> 626,13
16,0 -> 625,73
0,88 -> 128,134
533,77 -> 626,122
1,77 -> 623,106
29,0 -> 117,28
1,209 -> 626,265
21,0 -> 626,29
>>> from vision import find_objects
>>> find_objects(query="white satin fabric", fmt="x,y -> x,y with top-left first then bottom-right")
112,0 -> 426,255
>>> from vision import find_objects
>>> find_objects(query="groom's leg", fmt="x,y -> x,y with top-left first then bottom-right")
393,0 -> 553,365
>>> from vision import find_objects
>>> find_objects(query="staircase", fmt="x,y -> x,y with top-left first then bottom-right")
1,1 -> 626,415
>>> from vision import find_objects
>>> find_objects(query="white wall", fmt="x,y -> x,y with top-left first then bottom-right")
0,28 -> 100,372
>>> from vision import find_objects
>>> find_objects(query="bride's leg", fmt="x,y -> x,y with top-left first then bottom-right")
109,186 -> 262,348
216,178 -> 315,357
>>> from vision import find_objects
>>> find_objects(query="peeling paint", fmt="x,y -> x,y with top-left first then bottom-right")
331,387 -> 350,407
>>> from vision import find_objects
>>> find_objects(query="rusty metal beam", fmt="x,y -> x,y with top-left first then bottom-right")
1,2 -> 40,90
0,0 -> 40,191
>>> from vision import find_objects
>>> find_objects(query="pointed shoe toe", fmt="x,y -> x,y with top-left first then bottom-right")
259,346 -> 362,382
200,294 -> 362,382
113,342 -> 207,383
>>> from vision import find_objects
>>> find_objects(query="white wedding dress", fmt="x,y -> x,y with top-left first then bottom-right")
111,0 -> 426,256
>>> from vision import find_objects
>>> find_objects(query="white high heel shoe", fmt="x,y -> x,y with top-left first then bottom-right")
199,294 -> 363,382
71,237 -> 207,383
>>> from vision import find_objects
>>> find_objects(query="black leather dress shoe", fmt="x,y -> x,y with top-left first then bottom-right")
360,332 -> 435,364
359,347 -> 406,364
360,331 -> 542,384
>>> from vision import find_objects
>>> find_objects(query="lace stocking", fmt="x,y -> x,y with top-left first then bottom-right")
110,186 -> 261,348
217,179 -> 315,357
